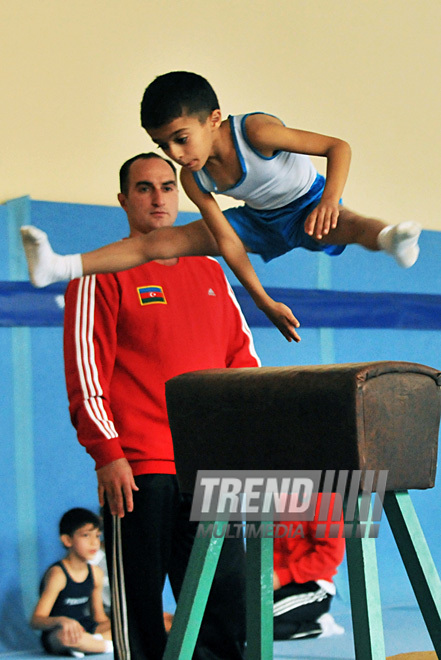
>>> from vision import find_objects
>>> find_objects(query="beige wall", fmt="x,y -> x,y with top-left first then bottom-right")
2,0 -> 440,229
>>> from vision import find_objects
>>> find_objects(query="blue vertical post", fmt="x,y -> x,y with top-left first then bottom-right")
317,252 -> 335,365
6,196 -> 39,619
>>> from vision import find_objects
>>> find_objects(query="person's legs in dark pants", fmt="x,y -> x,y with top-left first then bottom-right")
168,494 -> 246,660
103,474 -> 180,660
273,580 -> 332,640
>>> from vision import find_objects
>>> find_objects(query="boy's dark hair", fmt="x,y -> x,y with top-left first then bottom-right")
119,153 -> 177,196
140,71 -> 220,130
59,508 -> 101,537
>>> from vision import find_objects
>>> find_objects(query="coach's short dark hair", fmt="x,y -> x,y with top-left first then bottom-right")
119,153 -> 177,195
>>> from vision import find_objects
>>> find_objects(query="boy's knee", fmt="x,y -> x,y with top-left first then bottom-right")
56,628 -> 86,648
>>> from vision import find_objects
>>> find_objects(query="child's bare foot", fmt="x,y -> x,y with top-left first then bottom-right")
377,221 -> 421,268
20,225 -> 82,287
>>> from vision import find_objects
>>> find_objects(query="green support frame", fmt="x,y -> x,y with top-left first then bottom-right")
163,520 -> 275,660
345,491 -> 441,660
246,527 -> 274,659
345,494 -> 386,660
383,491 -> 441,655
164,491 -> 441,660
163,521 -> 226,660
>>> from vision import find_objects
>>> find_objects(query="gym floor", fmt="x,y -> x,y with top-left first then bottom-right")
0,574 -> 436,659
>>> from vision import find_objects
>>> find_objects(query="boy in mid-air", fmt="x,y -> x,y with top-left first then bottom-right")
31,508 -> 113,657
21,71 -> 421,341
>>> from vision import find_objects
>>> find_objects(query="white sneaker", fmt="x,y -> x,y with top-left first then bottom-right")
317,612 -> 345,637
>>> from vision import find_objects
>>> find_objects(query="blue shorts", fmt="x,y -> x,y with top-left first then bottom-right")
223,174 -> 346,263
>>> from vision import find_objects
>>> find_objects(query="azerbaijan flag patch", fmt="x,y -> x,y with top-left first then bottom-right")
137,285 -> 167,305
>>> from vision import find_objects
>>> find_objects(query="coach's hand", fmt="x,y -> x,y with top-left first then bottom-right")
97,458 -> 139,518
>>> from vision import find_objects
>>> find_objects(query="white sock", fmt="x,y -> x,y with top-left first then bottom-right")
377,221 -> 421,268
69,651 -> 85,658
92,634 -> 113,654
20,225 -> 83,287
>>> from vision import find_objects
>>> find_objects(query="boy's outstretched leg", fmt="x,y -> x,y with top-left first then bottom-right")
21,220 -> 220,287
321,208 -> 421,268
21,226 -> 83,287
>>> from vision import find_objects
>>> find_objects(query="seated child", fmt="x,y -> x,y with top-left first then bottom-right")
31,508 -> 113,657
21,71 -> 421,342
273,493 -> 345,640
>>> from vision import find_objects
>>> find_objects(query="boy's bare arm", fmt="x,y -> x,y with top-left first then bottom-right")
90,565 -> 110,625
31,566 -> 82,636
244,114 -> 352,239
180,169 -> 301,342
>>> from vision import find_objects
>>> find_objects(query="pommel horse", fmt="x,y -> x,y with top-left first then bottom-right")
164,361 -> 441,659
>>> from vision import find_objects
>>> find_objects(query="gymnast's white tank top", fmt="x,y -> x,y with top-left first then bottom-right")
193,113 -> 317,210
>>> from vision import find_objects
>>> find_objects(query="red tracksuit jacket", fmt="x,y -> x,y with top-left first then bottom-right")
63,256 -> 260,475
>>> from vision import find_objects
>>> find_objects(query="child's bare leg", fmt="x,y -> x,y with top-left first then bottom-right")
82,220 -> 219,275
95,620 -> 112,639
21,220 -> 219,287
321,207 -> 421,268
320,207 -> 386,250
47,628 -> 113,655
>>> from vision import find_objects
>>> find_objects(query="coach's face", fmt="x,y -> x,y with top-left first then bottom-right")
118,157 -> 179,237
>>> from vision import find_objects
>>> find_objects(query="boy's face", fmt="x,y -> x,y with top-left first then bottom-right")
147,111 -> 221,171
61,523 -> 102,561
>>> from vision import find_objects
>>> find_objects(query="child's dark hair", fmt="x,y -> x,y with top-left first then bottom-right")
140,71 -> 220,130
119,152 -> 176,196
59,508 -> 101,537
